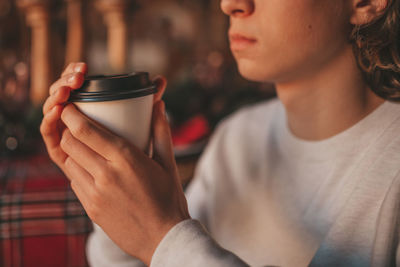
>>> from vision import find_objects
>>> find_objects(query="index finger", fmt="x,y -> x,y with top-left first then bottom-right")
61,62 -> 88,78
49,72 -> 85,95
43,86 -> 70,115
61,104 -> 139,162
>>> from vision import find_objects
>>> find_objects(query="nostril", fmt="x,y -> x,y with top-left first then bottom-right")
232,9 -> 244,15
221,0 -> 254,17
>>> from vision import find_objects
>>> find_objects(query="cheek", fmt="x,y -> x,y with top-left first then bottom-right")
236,1 -> 350,83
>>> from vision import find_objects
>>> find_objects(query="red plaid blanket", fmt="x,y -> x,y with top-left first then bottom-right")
0,154 -> 92,267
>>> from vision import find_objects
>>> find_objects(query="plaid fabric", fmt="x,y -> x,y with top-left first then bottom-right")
0,154 -> 92,267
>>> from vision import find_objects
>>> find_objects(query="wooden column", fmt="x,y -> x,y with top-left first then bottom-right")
95,0 -> 130,72
17,0 -> 51,106
65,0 -> 85,65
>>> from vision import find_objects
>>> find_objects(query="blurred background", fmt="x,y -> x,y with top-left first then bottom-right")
0,0 -> 275,160
0,0 -> 275,265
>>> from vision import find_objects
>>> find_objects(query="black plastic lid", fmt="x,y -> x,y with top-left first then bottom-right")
69,72 -> 157,102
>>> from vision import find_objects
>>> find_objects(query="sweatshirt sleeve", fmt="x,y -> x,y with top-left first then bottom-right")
150,219 -> 249,267
86,223 -> 146,267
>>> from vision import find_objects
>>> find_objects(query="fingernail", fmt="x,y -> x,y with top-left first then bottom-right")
68,74 -> 76,83
74,65 -> 82,72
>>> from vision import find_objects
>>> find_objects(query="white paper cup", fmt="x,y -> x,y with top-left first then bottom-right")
70,73 -> 158,264
69,72 -> 157,151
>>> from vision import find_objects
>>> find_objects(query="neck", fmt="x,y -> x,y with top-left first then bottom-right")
275,45 -> 385,141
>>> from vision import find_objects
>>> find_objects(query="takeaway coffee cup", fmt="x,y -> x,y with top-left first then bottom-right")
68,72 -> 157,152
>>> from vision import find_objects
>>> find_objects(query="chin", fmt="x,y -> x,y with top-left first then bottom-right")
236,57 -> 277,83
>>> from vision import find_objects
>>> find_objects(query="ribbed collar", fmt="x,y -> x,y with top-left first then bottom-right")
275,101 -> 400,161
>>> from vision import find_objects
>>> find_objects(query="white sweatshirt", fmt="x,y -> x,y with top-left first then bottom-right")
87,99 -> 400,267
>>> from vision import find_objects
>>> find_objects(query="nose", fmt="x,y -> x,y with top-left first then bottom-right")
221,0 -> 254,17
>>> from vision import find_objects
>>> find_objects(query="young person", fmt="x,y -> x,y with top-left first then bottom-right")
40,0 -> 400,266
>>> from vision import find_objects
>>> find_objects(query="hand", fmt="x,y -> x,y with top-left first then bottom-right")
40,62 -> 87,171
40,63 -> 190,265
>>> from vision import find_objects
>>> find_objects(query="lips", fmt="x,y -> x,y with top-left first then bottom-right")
229,33 -> 257,51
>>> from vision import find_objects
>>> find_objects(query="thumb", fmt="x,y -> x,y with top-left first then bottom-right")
152,76 -> 167,103
152,101 -> 177,174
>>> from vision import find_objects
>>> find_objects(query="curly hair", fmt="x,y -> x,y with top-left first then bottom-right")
350,0 -> 400,101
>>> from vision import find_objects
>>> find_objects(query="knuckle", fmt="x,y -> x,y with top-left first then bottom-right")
43,96 -> 54,113
40,117 -> 52,135
60,105 -> 70,122
42,99 -> 48,114
54,86 -> 63,98
40,125 -> 50,138
49,84 -> 56,95
103,164 -> 114,177
116,139 -> 125,151
39,121 -> 46,135
108,137 -> 128,159
97,165 -> 117,186
122,146 -> 131,157
42,104 -> 49,116
49,79 -> 65,95
71,120 -> 92,138
64,156 -> 73,169
60,131 -> 73,150
119,145 -> 134,161
95,166 -> 111,183
97,178 -> 111,190
118,140 -> 130,154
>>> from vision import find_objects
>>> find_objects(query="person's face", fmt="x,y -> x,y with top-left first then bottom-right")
221,0 -> 352,83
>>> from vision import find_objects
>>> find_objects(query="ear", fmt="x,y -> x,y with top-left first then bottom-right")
350,0 -> 389,25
